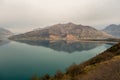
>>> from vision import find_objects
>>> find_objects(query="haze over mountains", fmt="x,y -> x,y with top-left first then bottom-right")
103,24 -> 120,38
0,28 -> 13,40
10,23 -> 113,41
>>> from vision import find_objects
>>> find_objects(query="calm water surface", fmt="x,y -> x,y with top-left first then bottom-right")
0,40 -> 114,80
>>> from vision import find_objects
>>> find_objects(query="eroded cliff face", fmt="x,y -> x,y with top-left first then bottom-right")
10,23 -> 113,41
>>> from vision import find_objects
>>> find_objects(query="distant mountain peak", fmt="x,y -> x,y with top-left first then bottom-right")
66,22 -> 76,25
107,24 -> 120,28
103,24 -> 120,38
109,24 -> 118,26
52,22 -> 76,27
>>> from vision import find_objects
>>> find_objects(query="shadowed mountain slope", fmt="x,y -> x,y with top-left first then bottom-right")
103,24 -> 120,38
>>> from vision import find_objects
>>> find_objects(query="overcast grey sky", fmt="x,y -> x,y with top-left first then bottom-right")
0,0 -> 120,33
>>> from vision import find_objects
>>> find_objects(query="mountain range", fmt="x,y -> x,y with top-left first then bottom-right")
10,23 -> 113,41
103,24 -> 120,38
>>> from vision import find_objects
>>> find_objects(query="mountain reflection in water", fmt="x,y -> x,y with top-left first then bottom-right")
0,40 -> 114,80
15,40 -> 107,53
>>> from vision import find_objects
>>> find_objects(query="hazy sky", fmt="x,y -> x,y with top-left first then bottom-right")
0,0 -> 120,33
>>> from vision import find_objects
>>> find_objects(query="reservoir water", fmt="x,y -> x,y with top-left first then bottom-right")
0,40 -> 114,80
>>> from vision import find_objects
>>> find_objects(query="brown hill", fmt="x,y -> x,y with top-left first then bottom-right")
10,23 -> 113,41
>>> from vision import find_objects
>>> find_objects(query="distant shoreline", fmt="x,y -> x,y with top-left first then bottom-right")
9,38 -> 120,44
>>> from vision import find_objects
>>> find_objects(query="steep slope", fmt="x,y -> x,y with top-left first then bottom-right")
10,23 -> 113,41
103,24 -> 120,38
0,28 -> 13,39
32,42 -> 120,80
